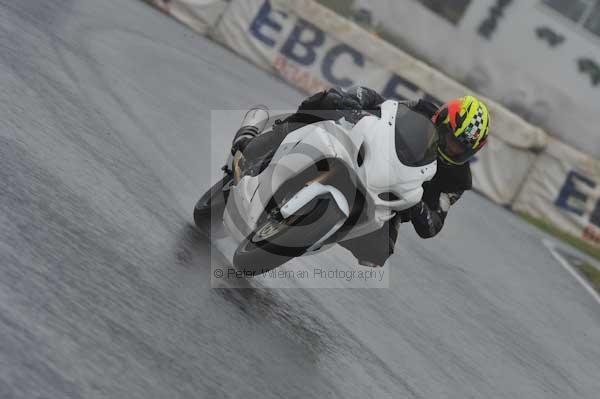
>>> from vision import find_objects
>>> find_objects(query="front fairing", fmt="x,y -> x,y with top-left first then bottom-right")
349,101 -> 437,212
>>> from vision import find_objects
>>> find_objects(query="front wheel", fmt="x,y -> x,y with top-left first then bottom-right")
193,176 -> 231,229
233,195 -> 346,274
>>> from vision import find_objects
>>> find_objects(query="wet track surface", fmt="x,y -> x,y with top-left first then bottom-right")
1,1 -> 599,398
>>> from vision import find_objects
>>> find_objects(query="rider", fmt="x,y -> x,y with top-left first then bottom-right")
231,87 -> 490,267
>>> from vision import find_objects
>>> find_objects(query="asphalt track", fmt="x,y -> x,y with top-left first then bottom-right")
1,1 -> 599,398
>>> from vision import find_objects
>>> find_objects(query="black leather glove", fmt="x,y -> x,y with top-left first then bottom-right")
338,92 -> 362,110
340,108 -> 365,124
299,88 -> 362,112
407,201 -> 426,219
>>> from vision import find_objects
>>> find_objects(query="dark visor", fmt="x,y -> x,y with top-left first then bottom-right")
438,124 -> 485,164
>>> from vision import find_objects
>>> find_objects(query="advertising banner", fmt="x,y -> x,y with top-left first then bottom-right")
514,138 -> 600,247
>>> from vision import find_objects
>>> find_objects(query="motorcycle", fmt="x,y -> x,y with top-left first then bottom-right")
194,100 -> 438,274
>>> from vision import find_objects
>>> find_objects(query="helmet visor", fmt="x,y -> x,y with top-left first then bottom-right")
437,124 -> 485,164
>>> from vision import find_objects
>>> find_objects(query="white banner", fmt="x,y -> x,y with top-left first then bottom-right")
470,138 -> 538,205
513,138 -> 600,247
146,0 -> 229,34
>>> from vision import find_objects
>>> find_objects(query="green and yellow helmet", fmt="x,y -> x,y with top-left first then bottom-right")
433,95 -> 490,165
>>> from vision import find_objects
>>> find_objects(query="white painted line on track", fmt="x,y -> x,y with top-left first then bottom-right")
542,239 -> 600,306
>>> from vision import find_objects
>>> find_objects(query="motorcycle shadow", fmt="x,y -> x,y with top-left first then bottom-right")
172,227 -> 333,360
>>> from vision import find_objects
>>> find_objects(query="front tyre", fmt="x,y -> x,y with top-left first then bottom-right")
233,196 -> 346,274
193,176 -> 231,228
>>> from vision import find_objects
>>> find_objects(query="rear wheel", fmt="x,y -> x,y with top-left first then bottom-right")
233,195 -> 346,274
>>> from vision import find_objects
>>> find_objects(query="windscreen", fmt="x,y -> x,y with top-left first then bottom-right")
394,105 -> 438,167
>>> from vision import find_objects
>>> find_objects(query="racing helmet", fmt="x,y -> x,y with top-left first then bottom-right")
432,95 -> 490,165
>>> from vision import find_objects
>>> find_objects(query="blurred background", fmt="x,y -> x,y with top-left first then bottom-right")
2,1 -> 600,398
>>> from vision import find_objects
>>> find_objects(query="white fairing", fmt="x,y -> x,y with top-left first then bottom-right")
223,100 -> 437,249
